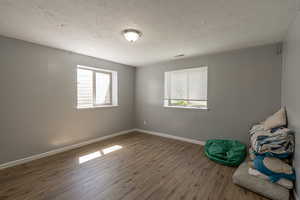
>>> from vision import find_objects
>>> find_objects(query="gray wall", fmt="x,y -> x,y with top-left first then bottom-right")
282,10 -> 300,194
0,36 -> 283,165
135,44 -> 282,143
0,36 -> 135,164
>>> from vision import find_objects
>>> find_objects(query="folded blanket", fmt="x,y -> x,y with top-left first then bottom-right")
253,155 -> 296,182
249,124 -> 265,136
250,126 -> 294,158
249,147 -> 256,160
248,167 -> 293,189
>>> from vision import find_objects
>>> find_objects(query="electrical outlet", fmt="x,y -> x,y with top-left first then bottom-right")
143,120 -> 147,125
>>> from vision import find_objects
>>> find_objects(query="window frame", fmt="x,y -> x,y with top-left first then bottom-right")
164,66 -> 208,110
76,65 -> 118,109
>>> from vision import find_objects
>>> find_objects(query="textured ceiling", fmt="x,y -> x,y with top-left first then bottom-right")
0,0 -> 297,67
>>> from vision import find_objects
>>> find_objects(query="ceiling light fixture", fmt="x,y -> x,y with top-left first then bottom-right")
122,29 -> 142,42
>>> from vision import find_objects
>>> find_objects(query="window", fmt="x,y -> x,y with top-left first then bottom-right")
164,66 -> 208,109
77,65 -> 118,109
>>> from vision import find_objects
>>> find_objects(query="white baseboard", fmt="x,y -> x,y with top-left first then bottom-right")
134,128 -> 205,145
0,128 -> 205,170
294,190 -> 299,200
0,129 -> 135,170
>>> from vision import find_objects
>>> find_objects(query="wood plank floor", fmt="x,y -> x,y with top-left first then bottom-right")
0,132 -> 269,200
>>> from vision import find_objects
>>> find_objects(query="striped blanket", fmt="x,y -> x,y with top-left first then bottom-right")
249,125 -> 294,158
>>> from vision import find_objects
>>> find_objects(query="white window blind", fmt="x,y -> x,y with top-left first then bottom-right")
77,66 -> 117,109
164,67 -> 208,109
77,68 -> 93,108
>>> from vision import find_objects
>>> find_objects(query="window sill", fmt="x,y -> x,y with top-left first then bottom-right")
163,105 -> 209,110
77,105 -> 119,110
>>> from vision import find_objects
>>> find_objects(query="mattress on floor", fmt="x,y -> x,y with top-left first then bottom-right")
232,162 -> 290,200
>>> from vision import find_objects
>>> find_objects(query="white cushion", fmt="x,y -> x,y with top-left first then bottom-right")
233,162 -> 289,200
248,167 -> 293,189
264,108 -> 286,130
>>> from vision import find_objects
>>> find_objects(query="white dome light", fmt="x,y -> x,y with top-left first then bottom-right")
122,29 -> 142,42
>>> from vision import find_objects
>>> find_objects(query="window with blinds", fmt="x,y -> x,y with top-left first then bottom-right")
77,65 -> 118,109
164,66 -> 208,109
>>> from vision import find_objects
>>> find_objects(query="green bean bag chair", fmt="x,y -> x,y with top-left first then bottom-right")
204,139 -> 246,167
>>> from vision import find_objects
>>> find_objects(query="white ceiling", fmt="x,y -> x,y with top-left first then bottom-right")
0,0 -> 297,67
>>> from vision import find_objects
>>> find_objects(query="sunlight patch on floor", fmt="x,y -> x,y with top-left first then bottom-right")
79,151 -> 101,164
102,145 -> 123,155
78,145 -> 123,164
